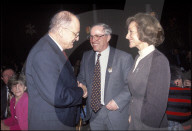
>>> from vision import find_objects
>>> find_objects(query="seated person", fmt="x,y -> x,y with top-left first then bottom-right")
1,73 -> 28,130
167,65 -> 191,130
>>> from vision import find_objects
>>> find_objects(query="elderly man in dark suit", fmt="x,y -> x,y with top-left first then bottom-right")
77,23 -> 133,130
25,11 -> 87,130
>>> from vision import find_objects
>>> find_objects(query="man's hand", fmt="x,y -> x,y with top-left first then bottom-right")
77,81 -> 88,98
184,80 -> 191,87
106,99 -> 119,111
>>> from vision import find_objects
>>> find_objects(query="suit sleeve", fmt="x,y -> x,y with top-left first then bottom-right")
113,54 -> 133,112
140,54 -> 170,127
32,51 -> 83,108
1,87 -> 7,119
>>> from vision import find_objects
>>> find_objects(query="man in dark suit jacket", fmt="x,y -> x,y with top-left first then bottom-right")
1,67 -> 15,120
25,11 -> 87,130
77,23 -> 133,130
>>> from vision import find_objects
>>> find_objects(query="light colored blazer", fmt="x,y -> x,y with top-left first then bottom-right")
128,49 -> 170,130
77,46 -> 133,130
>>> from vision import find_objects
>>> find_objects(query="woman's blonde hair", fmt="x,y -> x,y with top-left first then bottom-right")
126,13 -> 164,46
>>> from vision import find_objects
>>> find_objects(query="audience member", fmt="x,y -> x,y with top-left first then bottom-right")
1,66 -> 15,120
1,73 -> 28,130
166,65 -> 191,130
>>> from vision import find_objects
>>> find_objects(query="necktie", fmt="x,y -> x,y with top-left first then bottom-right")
91,53 -> 101,113
63,51 -> 68,60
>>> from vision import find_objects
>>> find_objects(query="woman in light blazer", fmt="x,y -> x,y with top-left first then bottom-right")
125,13 -> 170,130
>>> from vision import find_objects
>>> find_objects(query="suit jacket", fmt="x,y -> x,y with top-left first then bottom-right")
1,85 -> 7,120
25,34 -> 83,130
127,49 -> 170,130
77,46 -> 133,130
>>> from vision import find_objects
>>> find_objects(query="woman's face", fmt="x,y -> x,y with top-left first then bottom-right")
11,82 -> 26,99
126,21 -> 142,49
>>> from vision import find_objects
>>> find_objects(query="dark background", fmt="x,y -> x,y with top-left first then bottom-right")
1,0 -> 191,69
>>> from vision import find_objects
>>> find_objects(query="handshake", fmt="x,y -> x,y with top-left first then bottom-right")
77,81 -> 87,98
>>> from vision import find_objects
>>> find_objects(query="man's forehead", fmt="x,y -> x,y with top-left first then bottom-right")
91,26 -> 104,34
3,69 -> 14,74
70,17 -> 80,30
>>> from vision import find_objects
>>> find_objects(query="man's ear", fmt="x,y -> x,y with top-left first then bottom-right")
107,35 -> 111,43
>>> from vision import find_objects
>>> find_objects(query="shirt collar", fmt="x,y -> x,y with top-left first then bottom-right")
138,45 -> 155,57
96,46 -> 110,56
48,34 -> 63,51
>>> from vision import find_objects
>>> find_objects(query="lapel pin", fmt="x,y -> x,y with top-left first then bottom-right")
108,67 -> 112,73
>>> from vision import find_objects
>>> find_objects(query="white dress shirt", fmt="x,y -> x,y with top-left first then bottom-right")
95,46 -> 110,105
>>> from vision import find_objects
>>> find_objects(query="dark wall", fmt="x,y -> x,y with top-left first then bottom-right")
1,0 -> 191,69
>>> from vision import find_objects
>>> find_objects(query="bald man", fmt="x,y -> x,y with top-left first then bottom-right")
25,11 -> 87,130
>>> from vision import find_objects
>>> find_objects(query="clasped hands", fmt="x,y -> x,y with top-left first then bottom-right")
77,81 -> 118,111
77,81 -> 87,98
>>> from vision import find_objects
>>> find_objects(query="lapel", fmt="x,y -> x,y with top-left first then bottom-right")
130,55 -> 139,74
132,50 -> 154,75
46,34 -> 75,79
88,51 -> 96,96
104,47 -> 115,97
65,60 -> 74,76
88,47 -> 115,99
88,51 -> 96,85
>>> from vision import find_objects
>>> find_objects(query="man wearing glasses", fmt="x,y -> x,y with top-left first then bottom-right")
77,23 -> 133,130
25,11 -> 87,130
1,66 -> 15,120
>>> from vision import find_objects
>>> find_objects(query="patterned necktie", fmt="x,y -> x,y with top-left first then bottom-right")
91,53 -> 101,113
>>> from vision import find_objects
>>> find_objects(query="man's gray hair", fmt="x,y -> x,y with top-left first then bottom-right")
91,23 -> 112,35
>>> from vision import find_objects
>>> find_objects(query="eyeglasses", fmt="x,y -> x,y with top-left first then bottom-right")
87,34 -> 107,41
2,74 -> 13,78
63,28 -> 79,38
